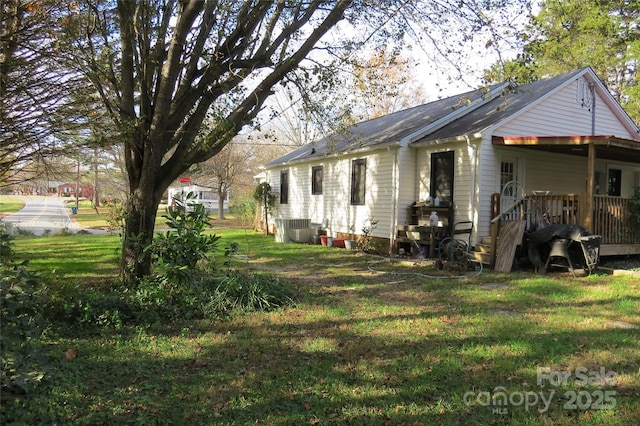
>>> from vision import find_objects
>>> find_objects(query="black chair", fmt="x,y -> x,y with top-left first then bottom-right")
451,221 -> 473,249
438,221 -> 474,265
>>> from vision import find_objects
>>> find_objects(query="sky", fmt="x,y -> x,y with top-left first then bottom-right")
405,5 -> 534,101
249,1 -> 536,148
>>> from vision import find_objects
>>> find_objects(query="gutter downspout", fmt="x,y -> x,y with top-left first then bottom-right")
389,146 -> 399,255
469,136 -> 479,245
586,82 -> 596,232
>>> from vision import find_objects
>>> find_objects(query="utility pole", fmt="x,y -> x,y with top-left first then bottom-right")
75,154 -> 80,211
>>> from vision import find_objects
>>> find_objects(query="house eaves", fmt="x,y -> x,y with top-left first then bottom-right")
496,134 -> 640,147
410,132 -> 484,148
266,141 -> 401,168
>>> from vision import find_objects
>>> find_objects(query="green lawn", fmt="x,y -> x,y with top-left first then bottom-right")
4,230 -> 640,425
64,200 -> 173,230
66,200 -> 240,231
0,195 -> 25,216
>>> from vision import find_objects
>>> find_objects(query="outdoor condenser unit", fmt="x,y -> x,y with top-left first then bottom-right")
275,218 -> 312,243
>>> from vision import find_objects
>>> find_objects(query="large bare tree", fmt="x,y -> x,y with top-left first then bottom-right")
62,0 -> 357,280
351,48 -> 430,120
188,138 -> 256,220
55,0 -> 529,281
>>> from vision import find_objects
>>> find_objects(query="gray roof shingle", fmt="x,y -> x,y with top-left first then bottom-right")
266,68 -> 586,167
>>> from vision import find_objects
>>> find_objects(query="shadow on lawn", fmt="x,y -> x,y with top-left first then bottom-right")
13,240 -> 638,424
43,288 -> 639,425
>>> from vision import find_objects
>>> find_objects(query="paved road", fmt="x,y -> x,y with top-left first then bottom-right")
1,195 -> 81,235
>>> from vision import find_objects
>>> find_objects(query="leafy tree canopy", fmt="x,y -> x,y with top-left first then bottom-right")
484,0 -> 639,122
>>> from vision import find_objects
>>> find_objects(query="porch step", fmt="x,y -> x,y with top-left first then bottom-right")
473,236 -> 492,265
473,251 -> 491,264
474,243 -> 492,253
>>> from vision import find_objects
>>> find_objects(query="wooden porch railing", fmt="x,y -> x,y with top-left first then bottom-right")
489,192 -> 640,265
523,194 -> 640,245
592,195 -> 640,244
526,194 -> 581,226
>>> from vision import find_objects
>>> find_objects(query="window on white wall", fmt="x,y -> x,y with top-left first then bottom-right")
280,170 -> 289,204
431,151 -> 454,204
608,168 -> 621,196
500,161 -> 515,192
350,159 -> 366,205
312,166 -> 323,195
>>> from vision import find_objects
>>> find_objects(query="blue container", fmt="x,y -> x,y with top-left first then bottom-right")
71,206 -> 78,215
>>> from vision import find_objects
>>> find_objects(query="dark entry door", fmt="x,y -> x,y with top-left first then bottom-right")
431,151 -> 454,204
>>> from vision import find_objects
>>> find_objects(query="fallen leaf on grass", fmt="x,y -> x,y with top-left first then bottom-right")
65,348 -> 79,360
194,359 -> 208,367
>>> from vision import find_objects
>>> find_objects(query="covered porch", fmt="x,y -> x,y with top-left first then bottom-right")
524,193 -> 640,255
493,135 -> 640,256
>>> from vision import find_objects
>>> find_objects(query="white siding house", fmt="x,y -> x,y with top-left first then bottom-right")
263,67 -> 640,257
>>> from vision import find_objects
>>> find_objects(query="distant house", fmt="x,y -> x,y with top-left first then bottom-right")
13,180 -> 72,195
261,67 -> 640,257
57,183 -> 93,198
167,183 -> 229,213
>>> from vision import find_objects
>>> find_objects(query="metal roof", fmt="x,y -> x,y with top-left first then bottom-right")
265,68 -> 605,167
265,84 -> 504,167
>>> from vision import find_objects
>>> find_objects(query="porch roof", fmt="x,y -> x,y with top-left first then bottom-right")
492,135 -> 640,164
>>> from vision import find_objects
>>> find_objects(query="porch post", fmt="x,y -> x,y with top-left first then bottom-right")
585,143 -> 596,232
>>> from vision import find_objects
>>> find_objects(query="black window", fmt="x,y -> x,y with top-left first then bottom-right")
280,170 -> 289,204
351,159 -> 366,205
430,151 -> 454,204
312,166 -> 323,195
608,169 -> 621,196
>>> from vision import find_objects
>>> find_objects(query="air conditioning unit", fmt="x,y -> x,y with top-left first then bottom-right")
288,228 -> 313,243
275,218 -> 311,243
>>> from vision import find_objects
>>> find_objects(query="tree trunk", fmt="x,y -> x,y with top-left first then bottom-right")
93,146 -> 100,207
217,189 -> 226,220
120,187 -> 161,282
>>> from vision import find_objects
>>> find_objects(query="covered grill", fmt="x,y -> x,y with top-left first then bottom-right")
528,224 -> 601,276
